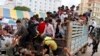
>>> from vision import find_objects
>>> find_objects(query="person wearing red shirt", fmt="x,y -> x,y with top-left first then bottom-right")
37,18 -> 46,35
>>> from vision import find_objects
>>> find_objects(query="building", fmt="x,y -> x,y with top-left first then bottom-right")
79,0 -> 89,14
2,0 -> 61,13
0,0 -> 16,9
79,0 -> 100,25
88,0 -> 100,25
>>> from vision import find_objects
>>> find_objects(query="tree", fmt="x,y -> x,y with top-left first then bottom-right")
14,6 -> 31,12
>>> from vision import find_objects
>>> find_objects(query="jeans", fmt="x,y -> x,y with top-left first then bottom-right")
89,25 -> 94,33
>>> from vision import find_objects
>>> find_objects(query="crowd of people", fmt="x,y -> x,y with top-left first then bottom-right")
0,5 -> 92,56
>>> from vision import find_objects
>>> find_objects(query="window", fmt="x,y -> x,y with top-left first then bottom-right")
30,4 -> 31,6
35,5 -> 37,7
40,2 -> 42,4
30,0 -> 32,2
88,4 -> 91,6
35,1 -> 37,3
34,8 -> 36,11
40,9 -> 42,11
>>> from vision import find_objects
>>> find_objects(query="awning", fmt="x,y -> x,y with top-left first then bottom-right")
0,8 -> 34,20
10,10 -> 17,20
0,8 -> 46,20
16,10 -> 24,19
3,8 -> 10,19
1,18 -> 16,25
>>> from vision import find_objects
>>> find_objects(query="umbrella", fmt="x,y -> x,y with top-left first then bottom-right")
1,18 -> 16,25
1,18 -> 9,24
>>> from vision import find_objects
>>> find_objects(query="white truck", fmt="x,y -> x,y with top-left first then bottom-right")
67,21 -> 88,55
55,21 -> 88,56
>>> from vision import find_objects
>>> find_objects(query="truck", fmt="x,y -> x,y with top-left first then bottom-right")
55,21 -> 88,56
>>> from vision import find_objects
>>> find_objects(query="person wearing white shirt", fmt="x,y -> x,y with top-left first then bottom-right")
88,19 -> 97,33
42,19 -> 55,38
1,27 -> 13,56
60,12 -> 68,23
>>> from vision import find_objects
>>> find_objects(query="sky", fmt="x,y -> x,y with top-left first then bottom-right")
0,0 -> 81,6
61,0 -> 81,7
0,0 -> 6,5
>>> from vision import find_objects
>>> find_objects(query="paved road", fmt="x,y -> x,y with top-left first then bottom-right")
80,38 -> 100,56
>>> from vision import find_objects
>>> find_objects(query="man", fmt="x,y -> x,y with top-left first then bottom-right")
60,12 -> 68,23
91,38 -> 99,56
28,16 -> 39,42
37,18 -> 46,35
84,9 -> 92,18
15,19 -> 28,47
42,19 -> 55,38
89,19 -> 97,34
22,18 -> 29,29
1,27 -> 13,56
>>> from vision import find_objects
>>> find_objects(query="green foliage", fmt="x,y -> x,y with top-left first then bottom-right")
14,6 -> 31,12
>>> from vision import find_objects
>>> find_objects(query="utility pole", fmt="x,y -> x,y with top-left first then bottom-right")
81,0 -> 83,14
